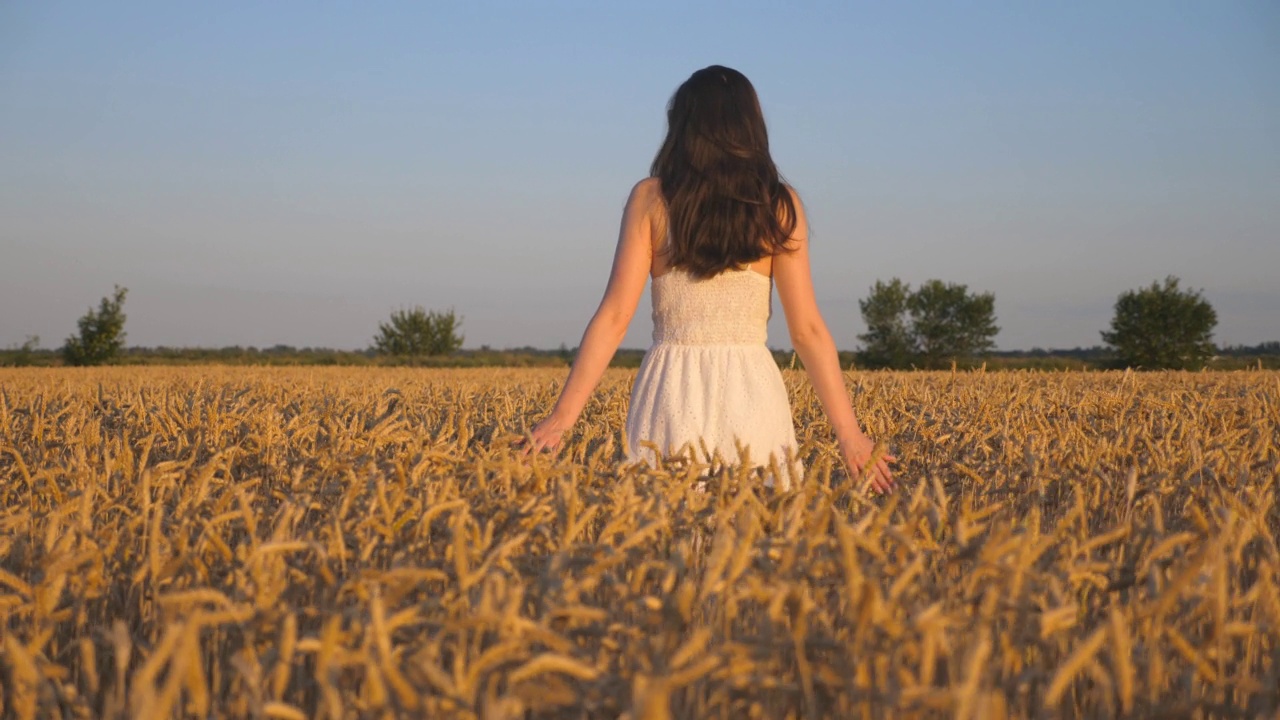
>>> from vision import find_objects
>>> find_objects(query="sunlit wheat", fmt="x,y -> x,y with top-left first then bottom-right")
0,366 -> 1276,717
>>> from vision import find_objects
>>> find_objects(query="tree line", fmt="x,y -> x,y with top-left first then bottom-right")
856,275 -> 1221,370
3,276 -> 1252,371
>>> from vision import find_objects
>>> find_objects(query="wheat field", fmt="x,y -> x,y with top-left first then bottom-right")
0,367 -> 1276,718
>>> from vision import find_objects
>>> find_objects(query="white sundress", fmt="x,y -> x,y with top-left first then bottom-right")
624,266 -> 803,488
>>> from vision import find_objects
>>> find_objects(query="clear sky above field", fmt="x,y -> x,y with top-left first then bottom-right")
1,2 -> 1277,352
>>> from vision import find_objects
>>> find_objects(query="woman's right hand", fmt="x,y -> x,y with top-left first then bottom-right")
516,415 -> 571,457
840,431 -> 896,494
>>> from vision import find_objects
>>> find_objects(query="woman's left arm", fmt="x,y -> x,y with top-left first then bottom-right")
521,179 -> 656,454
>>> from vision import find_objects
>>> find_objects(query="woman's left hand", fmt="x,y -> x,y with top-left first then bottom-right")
517,416 -> 570,457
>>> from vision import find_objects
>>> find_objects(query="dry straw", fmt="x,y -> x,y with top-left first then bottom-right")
0,366 -> 1276,717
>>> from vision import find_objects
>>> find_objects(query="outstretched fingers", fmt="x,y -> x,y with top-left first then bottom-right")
515,430 -> 560,458
860,457 -> 896,494
875,458 -> 895,491
519,436 -> 544,458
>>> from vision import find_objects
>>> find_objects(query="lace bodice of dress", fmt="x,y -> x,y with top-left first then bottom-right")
650,267 -> 772,345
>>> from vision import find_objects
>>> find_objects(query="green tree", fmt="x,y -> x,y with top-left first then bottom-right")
908,280 -> 999,369
63,286 -> 128,366
856,279 -> 999,369
1101,276 -> 1216,369
857,279 -> 917,369
372,306 -> 464,356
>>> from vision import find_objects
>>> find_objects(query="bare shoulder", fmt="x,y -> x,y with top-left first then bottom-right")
783,185 -> 807,218
625,178 -> 667,242
781,184 -> 809,246
628,177 -> 664,211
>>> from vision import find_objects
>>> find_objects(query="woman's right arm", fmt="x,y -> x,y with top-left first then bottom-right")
773,188 -> 896,493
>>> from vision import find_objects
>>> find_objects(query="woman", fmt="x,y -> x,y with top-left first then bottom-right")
522,65 -> 896,494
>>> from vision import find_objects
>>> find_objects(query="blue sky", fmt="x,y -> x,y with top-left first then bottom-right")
2,1 -> 1277,351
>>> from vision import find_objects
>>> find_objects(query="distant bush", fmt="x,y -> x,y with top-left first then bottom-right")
857,279 -> 999,369
1102,276 -> 1216,370
63,286 -> 128,366
372,307 -> 464,357
2,336 -> 42,367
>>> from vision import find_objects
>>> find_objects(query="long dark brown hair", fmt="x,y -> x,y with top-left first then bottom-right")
651,65 -> 797,279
